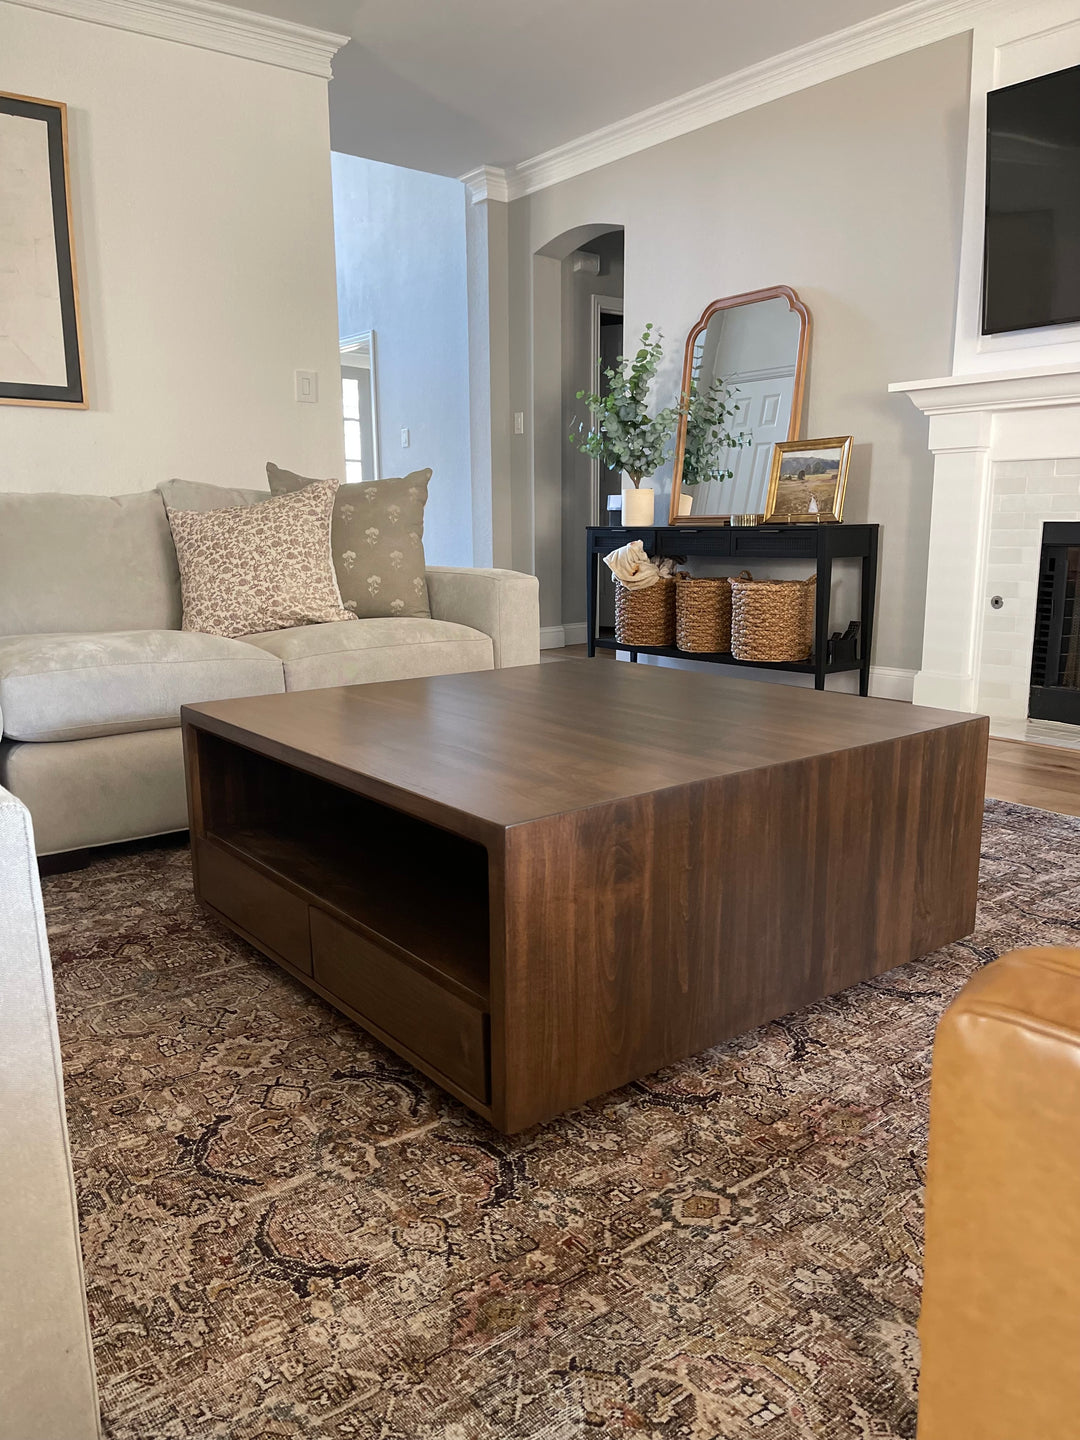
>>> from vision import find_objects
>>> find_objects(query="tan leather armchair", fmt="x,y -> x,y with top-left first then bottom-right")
918,945 -> 1080,1440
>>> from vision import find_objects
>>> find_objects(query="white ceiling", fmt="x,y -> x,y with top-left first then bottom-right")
226,0 -> 914,176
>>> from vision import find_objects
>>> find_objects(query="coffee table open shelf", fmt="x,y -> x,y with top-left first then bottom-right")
188,729 -> 492,1106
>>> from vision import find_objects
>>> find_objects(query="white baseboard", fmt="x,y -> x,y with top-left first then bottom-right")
539,626 -> 566,650
541,622 -> 590,649
868,666 -> 916,702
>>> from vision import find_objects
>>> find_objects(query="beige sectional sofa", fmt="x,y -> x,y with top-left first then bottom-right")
0,783 -> 100,1439
0,489 -> 539,855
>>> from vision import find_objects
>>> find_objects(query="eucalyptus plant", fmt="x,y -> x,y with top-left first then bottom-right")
569,323 -> 681,486
681,372 -> 749,487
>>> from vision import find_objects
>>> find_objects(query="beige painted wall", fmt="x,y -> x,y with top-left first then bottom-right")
507,34 -> 971,673
1,3 -> 345,496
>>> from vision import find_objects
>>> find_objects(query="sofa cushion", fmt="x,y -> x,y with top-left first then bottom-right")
0,490 -> 182,637
267,462 -> 433,620
158,478 -> 270,510
0,630 -> 285,742
166,479 -> 353,638
240,617 -> 494,691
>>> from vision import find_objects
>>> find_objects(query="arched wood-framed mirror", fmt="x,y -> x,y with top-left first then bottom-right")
669,285 -> 810,525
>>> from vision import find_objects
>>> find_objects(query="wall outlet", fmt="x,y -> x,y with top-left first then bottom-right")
400,427 -> 410,448
514,411 -> 524,435
294,370 -> 318,403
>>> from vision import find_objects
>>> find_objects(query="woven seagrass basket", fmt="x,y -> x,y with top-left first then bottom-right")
730,572 -> 816,663
614,576 -> 676,647
675,575 -> 732,653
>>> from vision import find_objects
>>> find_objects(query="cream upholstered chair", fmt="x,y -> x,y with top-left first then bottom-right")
0,784 -> 100,1439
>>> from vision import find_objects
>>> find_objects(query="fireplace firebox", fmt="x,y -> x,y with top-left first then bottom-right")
1030,522 -> 1080,725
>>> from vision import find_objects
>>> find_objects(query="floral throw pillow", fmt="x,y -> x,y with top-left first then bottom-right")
266,463 -> 432,620
165,479 -> 353,638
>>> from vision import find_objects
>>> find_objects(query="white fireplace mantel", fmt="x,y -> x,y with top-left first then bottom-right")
893,365 -> 1080,416
892,366 -> 1080,722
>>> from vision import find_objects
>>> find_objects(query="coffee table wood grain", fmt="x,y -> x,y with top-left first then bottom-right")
182,662 -> 988,1132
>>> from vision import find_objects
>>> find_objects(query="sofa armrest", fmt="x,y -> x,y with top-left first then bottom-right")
0,787 -> 100,1440
426,567 -> 540,668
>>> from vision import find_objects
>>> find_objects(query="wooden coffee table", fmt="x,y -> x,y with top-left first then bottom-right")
182,662 -> 987,1133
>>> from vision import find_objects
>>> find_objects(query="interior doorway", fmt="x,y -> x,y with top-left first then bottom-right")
340,331 -> 380,484
590,296 -> 624,525
560,229 -> 625,643
530,223 -> 624,647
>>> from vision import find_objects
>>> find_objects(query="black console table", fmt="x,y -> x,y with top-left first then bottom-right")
586,523 -> 879,695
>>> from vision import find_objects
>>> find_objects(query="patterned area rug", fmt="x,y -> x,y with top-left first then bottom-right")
44,800 -> 1080,1440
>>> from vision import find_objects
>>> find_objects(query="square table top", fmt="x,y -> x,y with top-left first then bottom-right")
183,660 -> 984,834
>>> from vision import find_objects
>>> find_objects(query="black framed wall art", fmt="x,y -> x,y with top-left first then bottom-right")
0,92 -> 86,408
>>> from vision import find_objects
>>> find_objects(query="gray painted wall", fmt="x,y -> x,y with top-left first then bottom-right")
506,35 -> 971,675
332,154 -> 473,566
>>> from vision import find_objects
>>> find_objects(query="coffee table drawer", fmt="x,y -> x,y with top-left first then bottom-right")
197,839 -> 312,974
310,909 -> 489,1102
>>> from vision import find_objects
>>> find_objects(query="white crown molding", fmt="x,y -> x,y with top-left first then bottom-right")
459,165 -> 511,204
8,0 -> 349,77
501,0 -> 1018,198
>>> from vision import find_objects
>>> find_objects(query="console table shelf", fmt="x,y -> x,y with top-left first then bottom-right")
593,627 -> 862,677
586,523 -> 879,693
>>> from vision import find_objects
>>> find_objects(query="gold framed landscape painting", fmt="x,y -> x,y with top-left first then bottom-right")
764,436 -> 852,522
0,91 -> 86,408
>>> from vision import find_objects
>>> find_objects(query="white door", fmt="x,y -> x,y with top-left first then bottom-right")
694,367 -> 796,516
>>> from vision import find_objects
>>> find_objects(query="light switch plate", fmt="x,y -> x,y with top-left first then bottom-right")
294,370 -> 318,404
401,427 -> 410,448
514,411 -> 524,435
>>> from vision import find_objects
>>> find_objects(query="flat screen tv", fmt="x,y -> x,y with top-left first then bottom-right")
984,62 -> 1080,335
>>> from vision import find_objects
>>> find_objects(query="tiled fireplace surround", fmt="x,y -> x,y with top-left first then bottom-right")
982,458 -> 1080,722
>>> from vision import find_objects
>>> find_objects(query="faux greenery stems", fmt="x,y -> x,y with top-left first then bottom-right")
569,323 -> 681,486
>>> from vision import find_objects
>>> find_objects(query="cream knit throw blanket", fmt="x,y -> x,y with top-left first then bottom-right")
603,539 -> 678,590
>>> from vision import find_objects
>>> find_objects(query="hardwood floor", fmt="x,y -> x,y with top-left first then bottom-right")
985,738 -> 1080,817
542,646 -> 1080,816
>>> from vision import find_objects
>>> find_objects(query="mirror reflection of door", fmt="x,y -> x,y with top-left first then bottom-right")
696,369 -> 795,516
340,331 -> 380,484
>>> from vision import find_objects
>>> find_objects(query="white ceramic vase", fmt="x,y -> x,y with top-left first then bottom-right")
622,486 -> 655,527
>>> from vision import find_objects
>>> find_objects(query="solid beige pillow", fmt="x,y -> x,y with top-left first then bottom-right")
165,479 -> 353,638
267,462 -> 432,619
158,478 -> 270,511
